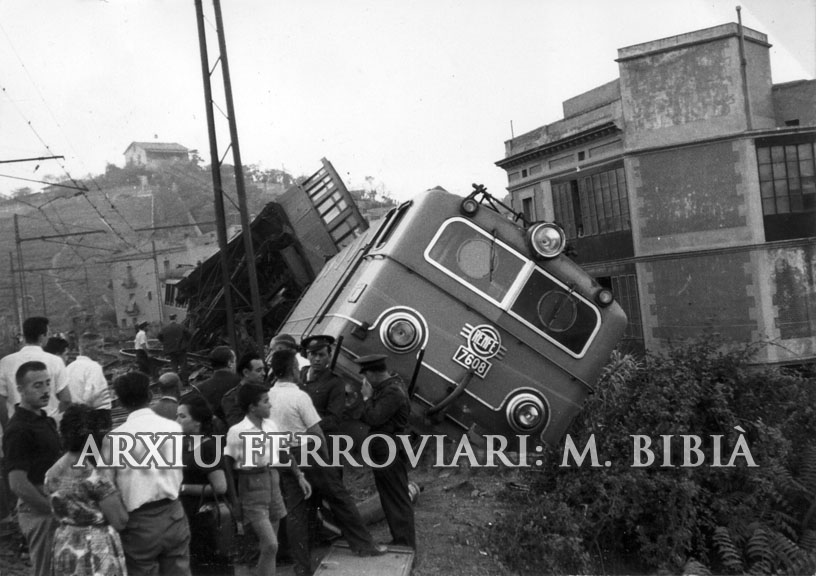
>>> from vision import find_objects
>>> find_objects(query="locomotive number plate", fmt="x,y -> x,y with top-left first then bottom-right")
453,345 -> 492,378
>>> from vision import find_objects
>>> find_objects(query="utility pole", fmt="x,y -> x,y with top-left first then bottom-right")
194,0 -> 265,353
13,214 -> 28,319
213,0 -> 265,354
9,253 -> 20,332
152,240 -> 164,324
194,0 -> 237,354
40,274 -> 47,316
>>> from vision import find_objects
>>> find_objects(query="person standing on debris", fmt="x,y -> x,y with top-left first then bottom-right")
134,321 -> 152,377
189,346 -> 239,425
3,361 -> 62,576
269,348 -> 386,575
104,371 -> 191,576
65,332 -> 112,429
151,372 -> 182,421
224,381 -> 310,576
158,314 -> 192,384
0,316 -> 72,429
221,352 -> 267,428
355,354 -> 416,549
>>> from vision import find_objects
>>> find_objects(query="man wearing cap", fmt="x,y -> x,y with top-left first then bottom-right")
189,345 -> 238,423
299,335 -> 345,439
356,354 -> 416,549
158,314 -> 192,384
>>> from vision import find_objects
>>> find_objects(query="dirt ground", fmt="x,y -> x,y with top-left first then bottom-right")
0,463 -> 520,576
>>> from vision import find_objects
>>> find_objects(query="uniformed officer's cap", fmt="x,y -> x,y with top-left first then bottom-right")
301,335 -> 335,354
354,354 -> 388,373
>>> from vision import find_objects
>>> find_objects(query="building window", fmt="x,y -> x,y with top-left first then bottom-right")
522,198 -> 534,222
757,141 -> 816,215
757,136 -> 816,241
552,165 -> 630,239
521,169 -> 528,178
508,171 -> 520,183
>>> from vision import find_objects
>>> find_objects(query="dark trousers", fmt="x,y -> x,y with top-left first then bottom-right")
373,450 -> 415,548
168,351 -> 188,383
281,448 -> 375,575
120,499 -> 191,576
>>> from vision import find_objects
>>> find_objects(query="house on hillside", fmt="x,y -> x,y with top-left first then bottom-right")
124,141 -> 189,170
496,23 -> 816,366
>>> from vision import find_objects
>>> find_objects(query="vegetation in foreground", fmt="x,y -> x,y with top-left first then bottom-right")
488,335 -> 816,575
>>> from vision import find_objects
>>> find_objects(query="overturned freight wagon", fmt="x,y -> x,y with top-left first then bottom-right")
175,158 -> 367,352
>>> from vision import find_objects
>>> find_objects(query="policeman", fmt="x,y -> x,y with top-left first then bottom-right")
354,354 -> 416,549
299,335 -> 344,437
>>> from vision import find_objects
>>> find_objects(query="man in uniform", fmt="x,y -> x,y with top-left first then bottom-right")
189,345 -> 238,424
298,335 -> 344,440
355,354 -> 416,549
158,314 -> 191,384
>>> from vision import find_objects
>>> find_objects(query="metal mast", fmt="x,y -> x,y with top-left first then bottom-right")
193,0 -> 265,353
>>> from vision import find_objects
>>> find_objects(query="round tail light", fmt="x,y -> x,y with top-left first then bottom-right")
529,223 -> 566,259
506,393 -> 548,433
595,288 -> 614,307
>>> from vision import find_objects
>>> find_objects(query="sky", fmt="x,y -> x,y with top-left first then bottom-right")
0,0 -> 813,203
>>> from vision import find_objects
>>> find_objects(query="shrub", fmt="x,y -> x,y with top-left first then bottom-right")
488,335 -> 816,574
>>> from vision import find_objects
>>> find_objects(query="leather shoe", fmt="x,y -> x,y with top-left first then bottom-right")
354,544 -> 388,556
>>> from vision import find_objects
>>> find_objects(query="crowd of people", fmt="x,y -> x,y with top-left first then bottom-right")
0,316 -> 415,576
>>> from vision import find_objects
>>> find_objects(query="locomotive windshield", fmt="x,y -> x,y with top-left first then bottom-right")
425,217 -> 601,357
426,219 -> 525,304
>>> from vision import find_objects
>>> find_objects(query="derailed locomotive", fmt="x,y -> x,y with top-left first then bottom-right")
279,185 -> 627,451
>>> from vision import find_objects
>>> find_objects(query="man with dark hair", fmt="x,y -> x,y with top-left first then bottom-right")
3,360 -> 61,576
43,336 -> 70,363
151,372 -> 182,420
355,354 -> 415,549
270,349 -> 385,573
221,352 -> 267,427
0,316 -> 71,430
105,371 -> 191,576
158,314 -> 191,384
225,381 -> 311,576
189,345 -> 238,423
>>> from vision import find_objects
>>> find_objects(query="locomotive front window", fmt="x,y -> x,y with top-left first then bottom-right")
510,268 -> 600,356
427,220 -> 525,303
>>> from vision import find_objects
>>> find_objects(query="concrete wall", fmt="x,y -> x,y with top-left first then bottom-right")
630,140 -> 759,254
773,80 -> 816,126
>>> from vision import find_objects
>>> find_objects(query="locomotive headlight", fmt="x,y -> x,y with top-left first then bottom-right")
529,223 -> 566,259
506,393 -> 548,433
380,312 -> 423,353
460,197 -> 480,216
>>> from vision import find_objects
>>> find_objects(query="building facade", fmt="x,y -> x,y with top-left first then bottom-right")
110,236 -> 219,333
497,23 -> 816,364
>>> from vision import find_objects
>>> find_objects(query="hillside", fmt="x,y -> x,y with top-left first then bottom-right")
0,161 -> 287,355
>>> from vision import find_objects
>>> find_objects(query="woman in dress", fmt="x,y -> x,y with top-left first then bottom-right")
176,394 -> 233,575
45,404 -> 128,576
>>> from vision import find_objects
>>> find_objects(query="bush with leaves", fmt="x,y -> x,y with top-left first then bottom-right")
488,335 -> 816,574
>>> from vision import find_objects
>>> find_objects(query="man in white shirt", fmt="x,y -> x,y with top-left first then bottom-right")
0,316 -> 71,430
65,332 -> 111,413
104,371 -> 190,576
268,349 -> 385,574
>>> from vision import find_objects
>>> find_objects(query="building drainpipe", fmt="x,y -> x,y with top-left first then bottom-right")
737,6 -> 754,131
